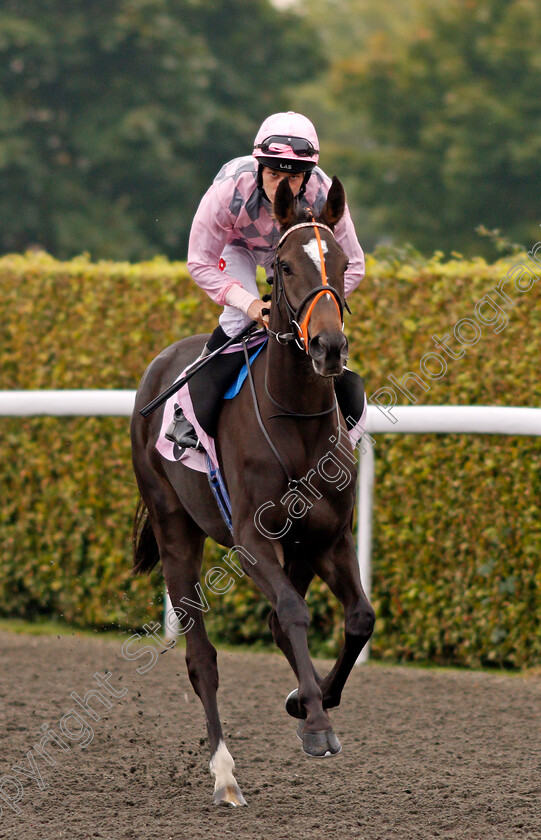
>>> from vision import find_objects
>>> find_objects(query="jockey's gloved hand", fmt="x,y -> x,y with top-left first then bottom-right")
247,298 -> 270,329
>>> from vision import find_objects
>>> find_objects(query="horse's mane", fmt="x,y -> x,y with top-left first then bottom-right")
297,203 -> 319,225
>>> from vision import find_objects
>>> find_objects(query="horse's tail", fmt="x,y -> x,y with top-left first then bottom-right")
132,497 -> 160,575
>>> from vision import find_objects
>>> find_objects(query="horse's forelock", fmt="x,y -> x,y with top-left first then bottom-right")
280,206 -> 312,236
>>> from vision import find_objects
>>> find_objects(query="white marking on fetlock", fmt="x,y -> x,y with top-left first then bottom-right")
209,740 -> 242,802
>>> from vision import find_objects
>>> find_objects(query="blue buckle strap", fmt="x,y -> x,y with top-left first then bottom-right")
206,454 -> 233,535
223,341 -> 267,399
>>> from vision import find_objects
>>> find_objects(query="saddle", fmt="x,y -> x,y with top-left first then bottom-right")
155,334 -> 267,470
189,338 -> 266,438
155,333 -> 366,535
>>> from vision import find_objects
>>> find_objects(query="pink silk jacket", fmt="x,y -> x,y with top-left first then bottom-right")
187,156 -> 365,307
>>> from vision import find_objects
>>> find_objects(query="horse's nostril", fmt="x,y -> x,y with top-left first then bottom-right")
310,332 -> 347,362
318,335 -> 331,353
309,335 -> 329,360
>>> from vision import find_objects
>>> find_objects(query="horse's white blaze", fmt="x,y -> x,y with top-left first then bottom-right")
303,237 -> 328,271
209,739 -> 237,792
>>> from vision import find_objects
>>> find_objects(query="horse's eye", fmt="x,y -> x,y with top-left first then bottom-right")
281,261 -> 291,275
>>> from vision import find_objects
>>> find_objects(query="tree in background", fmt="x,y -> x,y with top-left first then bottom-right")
0,0 -> 323,259
296,0 -> 541,255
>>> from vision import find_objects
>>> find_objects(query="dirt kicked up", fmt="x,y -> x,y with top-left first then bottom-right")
0,629 -> 539,840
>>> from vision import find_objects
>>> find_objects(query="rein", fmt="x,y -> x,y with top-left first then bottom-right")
264,369 -> 337,420
241,216 -> 349,486
242,338 -> 343,488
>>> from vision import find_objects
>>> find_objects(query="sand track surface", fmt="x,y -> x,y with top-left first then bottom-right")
0,630 -> 539,839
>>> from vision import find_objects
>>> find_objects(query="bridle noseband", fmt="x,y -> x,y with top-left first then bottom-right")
272,220 -> 345,352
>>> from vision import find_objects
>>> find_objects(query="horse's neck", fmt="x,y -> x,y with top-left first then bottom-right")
265,336 -> 335,418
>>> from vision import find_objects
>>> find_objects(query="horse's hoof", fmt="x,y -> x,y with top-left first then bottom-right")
212,784 -> 247,806
285,688 -> 305,720
302,728 -> 342,758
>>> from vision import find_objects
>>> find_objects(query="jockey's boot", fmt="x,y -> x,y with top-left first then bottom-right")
334,368 -> 366,440
164,407 -> 202,449
164,326 -> 230,449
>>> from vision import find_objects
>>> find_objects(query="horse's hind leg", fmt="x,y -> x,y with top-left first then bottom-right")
136,479 -> 246,806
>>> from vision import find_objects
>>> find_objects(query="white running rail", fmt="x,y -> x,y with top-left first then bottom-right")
2,393 -> 539,659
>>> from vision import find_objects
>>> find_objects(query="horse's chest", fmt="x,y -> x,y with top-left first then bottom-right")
253,454 -> 356,544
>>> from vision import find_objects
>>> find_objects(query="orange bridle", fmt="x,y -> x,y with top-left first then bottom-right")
275,221 -> 344,353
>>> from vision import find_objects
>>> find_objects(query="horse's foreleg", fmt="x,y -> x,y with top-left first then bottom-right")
314,531 -> 375,710
144,496 -> 246,806
238,528 -> 339,757
267,557 -> 318,680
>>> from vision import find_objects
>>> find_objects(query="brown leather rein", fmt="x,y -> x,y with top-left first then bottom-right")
243,219 -> 349,486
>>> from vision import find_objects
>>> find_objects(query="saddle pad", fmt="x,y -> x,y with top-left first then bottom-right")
155,334 -> 267,469
223,342 -> 265,398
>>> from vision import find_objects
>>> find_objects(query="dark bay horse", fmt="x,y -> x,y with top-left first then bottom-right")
130,176 -> 375,806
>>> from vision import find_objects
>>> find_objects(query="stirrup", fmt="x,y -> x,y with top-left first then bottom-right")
164,409 -> 203,450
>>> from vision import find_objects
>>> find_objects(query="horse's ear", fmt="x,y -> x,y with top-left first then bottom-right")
273,177 -> 297,227
319,176 -> 346,228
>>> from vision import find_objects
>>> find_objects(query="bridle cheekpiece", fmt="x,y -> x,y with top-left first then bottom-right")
273,220 -> 345,352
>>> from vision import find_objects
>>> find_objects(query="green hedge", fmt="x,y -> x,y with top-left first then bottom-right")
1,250 -> 540,668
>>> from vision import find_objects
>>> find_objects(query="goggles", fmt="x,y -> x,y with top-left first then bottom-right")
254,135 -> 318,157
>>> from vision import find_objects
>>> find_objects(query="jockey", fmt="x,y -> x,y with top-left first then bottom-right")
166,111 -> 366,449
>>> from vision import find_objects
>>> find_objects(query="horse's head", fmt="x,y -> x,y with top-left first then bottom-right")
272,176 -> 349,377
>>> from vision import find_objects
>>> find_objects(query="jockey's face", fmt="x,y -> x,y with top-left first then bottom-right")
261,166 -> 304,204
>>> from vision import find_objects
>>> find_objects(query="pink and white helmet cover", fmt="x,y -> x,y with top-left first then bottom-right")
253,111 -> 319,167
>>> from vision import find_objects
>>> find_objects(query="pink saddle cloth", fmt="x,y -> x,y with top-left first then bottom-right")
155,333 -> 268,472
